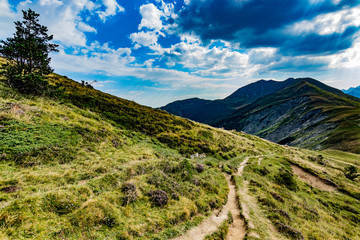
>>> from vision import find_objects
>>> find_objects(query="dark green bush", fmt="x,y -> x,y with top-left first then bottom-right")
275,168 -> 297,191
344,166 -> 358,180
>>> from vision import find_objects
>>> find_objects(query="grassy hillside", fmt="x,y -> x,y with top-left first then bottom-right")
0,72 -> 359,239
218,79 -> 360,154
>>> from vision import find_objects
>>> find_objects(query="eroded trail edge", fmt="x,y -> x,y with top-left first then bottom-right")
291,165 -> 336,191
173,158 -> 248,240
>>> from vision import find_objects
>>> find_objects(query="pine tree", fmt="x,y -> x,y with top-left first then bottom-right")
0,9 -> 59,95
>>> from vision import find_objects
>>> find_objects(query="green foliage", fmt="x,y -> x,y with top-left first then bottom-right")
0,9 -> 59,95
344,166 -> 358,181
177,159 -> 195,181
274,168 -> 297,191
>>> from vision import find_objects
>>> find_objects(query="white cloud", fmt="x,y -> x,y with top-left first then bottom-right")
0,0 -> 16,38
328,39 -> 360,68
0,0 -> 125,47
97,0 -> 124,22
138,3 -> 163,30
39,0 -> 63,6
287,6 -> 360,35
130,2 -> 177,49
129,31 -> 161,49
77,21 -> 97,33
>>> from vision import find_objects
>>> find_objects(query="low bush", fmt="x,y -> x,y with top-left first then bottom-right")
149,190 -> 169,207
122,183 -> 138,205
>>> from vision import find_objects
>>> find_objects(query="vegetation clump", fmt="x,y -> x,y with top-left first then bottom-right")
275,222 -> 304,240
274,168 -> 297,191
177,159 -> 195,181
196,163 -> 204,173
344,166 -> 358,181
121,183 -> 138,205
149,189 -> 169,207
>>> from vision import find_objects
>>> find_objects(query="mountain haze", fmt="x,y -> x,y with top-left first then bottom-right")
344,85 -> 360,98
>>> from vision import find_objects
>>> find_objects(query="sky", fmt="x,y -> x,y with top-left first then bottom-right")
1,0 -> 360,107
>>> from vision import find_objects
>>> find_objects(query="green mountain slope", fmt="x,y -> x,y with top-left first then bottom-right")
161,78 -> 360,154
160,78 -> 299,124
218,79 -> 360,153
0,73 -> 359,240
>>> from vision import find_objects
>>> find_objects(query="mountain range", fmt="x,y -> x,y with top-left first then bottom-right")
161,78 -> 360,154
344,85 -> 360,98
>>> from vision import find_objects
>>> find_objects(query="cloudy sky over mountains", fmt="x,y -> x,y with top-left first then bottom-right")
1,0 -> 360,106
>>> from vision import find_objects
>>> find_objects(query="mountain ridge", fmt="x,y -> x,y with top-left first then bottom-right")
161,78 -> 360,153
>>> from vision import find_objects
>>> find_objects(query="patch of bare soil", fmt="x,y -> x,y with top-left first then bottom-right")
0,185 -> 21,193
291,165 -> 336,191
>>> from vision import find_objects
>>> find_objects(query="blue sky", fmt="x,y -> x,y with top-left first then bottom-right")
1,0 -> 360,107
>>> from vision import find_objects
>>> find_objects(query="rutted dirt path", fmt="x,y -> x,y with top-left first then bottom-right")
225,157 -> 248,240
172,158 -> 248,240
291,165 -> 336,191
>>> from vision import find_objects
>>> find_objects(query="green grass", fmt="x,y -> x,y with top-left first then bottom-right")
0,66 -> 359,239
235,150 -> 360,240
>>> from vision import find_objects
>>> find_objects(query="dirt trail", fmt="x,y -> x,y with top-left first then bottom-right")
173,158 -> 248,240
291,165 -> 336,191
225,157 -> 248,240
237,157 -> 249,175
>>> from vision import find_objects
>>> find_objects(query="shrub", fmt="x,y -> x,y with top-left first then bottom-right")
177,159 -> 195,181
344,166 -> 358,180
196,163 -> 204,173
122,183 -> 138,205
149,190 -> 169,207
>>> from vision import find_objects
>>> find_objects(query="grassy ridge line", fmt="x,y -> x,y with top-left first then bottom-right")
48,73 -> 256,159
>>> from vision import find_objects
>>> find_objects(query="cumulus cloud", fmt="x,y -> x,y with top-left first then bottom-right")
0,0 -> 16,38
97,0 -> 124,22
2,0 -> 125,47
138,3 -> 163,30
130,31 -> 162,50
287,6 -> 360,35
178,0 -> 360,56
130,1 -> 177,50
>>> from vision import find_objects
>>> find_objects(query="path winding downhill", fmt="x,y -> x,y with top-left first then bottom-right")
172,157 -> 249,240
225,157 -> 249,240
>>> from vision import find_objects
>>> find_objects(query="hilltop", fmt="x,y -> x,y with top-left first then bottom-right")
161,78 -> 360,154
0,72 -> 359,239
